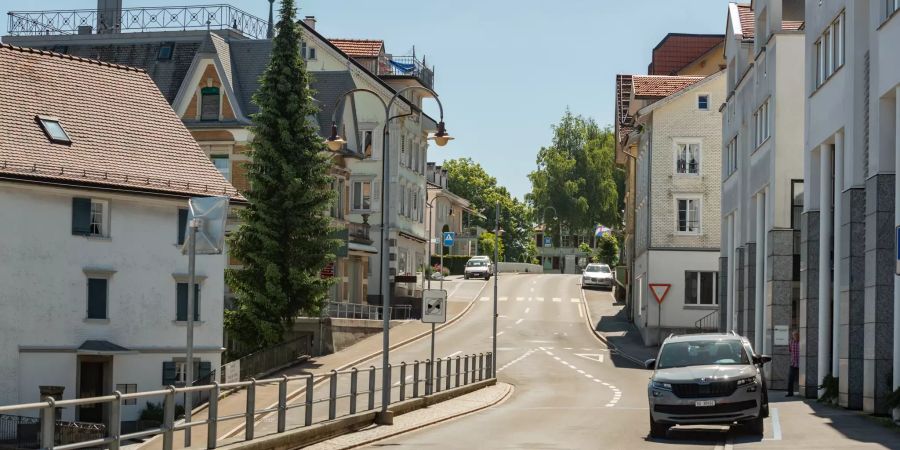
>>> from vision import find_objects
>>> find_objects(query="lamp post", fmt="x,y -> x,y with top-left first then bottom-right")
492,202 -> 502,375
327,86 -> 452,424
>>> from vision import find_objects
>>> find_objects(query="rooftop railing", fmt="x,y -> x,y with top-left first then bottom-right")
7,4 -> 268,38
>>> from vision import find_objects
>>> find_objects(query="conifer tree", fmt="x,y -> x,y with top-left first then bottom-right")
225,0 -> 336,346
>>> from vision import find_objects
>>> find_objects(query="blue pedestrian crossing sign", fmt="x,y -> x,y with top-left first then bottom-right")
443,231 -> 455,247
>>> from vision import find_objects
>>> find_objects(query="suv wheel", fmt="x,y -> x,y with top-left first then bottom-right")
745,416 -> 764,436
649,413 -> 669,439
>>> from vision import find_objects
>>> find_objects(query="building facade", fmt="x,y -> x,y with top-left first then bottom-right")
425,163 -> 477,258
719,0 -> 806,390
0,44 -> 239,423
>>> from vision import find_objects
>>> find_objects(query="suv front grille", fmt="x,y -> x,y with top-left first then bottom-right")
654,400 -> 757,415
671,381 -> 737,398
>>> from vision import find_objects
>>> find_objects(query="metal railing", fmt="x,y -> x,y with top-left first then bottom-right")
0,414 -> 105,449
0,353 -> 492,450
325,302 -> 412,320
7,4 -> 268,38
347,222 -> 371,244
694,309 -> 720,332
356,56 -> 434,90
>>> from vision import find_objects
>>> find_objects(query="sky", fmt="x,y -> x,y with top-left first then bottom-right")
2,0 -> 733,199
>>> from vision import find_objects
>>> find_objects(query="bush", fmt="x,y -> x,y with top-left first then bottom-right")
140,401 -> 186,422
430,255 -> 471,275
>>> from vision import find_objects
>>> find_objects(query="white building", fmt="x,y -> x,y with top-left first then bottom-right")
719,0 -> 806,390
425,163 -> 476,258
0,44 -> 239,423
801,0 -> 900,414
627,72 -> 726,345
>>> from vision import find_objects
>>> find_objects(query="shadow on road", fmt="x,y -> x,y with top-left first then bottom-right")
595,307 -> 656,369
645,425 -> 730,445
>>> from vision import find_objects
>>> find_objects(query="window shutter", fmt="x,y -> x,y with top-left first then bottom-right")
177,283 -> 200,321
198,361 -> 212,385
87,278 -> 108,319
72,197 -> 92,235
162,361 -> 177,386
177,209 -> 189,245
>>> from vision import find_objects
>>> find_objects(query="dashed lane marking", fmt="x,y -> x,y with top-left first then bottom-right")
499,297 -> 508,301
552,297 -> 562,302
578,303 -> 584,318
480,296 -> 489,302
546,351 -> 621,407
515,318 -> 524,325
516,297 -> 525,302
497,348 -> 534,372
570,298 -> 581,303
525,307 -> 531,314
536,297 -> 545,302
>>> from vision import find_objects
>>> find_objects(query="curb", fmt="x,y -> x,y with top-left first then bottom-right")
341,382 -> 515,450
219,280 -> 492,439
579,288 -> 647,368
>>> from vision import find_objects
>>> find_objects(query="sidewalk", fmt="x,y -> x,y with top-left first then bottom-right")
582,290 -> 658,366
138,287 -> 482,449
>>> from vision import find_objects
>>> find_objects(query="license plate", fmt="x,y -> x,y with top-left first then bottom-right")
695,400 -> 716,407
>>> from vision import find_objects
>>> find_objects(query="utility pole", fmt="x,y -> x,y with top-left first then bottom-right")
492,202 -> 499,375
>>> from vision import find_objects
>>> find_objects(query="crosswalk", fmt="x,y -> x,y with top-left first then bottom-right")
480,296 -> 581,303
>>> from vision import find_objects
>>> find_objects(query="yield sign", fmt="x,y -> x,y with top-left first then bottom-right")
649,283 -> 671,304
575,353 -> 605,363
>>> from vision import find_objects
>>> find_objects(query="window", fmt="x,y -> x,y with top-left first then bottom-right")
684,271 -> 718,305
300,41 -> 316,60
162,359 -> 211,387
176,282 -> 201,321
675,143 -> 700,175
87,277 -> 108,319
697,94 -> 710,111
359,130 -> 373,157
73,197 -> 110,237
888,0 -> 900,19
676,198 -> 701,233
157,43 -> 174,61
724,137 -> 738,176
200,87 -> 220,121
177,208 -> 189,245
331,179 -> 345,219
814,11 -> 845,88
90,200 -> 108,236
115,384 -> 137,405
352,180 -> 372,211
754,100 -> 770,147
36,115 -> 71,144
211,155 -> 230,180
791,180 -> 804,230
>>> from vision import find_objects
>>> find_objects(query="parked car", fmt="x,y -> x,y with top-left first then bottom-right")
581,263 -> 614,290
645,332 -> 770,438
464,257 -> 492,280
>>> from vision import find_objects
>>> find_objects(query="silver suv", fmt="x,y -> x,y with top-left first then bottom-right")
645,333 -> 770,438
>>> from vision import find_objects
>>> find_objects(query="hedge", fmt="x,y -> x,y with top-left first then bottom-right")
430,255 -> 474,275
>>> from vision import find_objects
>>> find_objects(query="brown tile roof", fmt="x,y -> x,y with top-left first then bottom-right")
329,39 -> 384,57
737,4 -> 755,38
782,20 -> 804,31
631,75 -> 705,98
648,34 -> 724,76
0,44 -> 241,200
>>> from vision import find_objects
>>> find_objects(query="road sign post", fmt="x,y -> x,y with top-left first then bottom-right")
422,289 -> 447,394
648,283 -> 671,346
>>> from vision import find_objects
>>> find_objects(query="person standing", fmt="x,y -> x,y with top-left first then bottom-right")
787,329 -> 799,397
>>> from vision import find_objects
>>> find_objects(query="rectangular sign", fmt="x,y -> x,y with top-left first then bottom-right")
422,289 -> 447,324
544,236 -> 552,247
773,325 -> 790,346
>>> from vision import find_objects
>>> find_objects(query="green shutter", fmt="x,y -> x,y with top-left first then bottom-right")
162,361 -> 177,386
177,209 -> 188,245
177,283 -> 201,321
87,278 -> 107,319
72,197 -> 92,235
198,361 -> 212,385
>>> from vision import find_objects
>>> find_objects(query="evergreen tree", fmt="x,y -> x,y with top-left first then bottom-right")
225,0 -> 336,347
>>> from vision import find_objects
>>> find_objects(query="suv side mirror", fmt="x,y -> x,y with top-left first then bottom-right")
644,358 -> 656,370
753,354 -> 772,365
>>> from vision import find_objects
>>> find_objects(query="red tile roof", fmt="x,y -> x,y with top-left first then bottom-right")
329,39 -> 384,57
782,20 -> 804,31
632,75 -> 705,98
648,34 -> 724,76
737,4 -> 755,38
0,44 -> 241,200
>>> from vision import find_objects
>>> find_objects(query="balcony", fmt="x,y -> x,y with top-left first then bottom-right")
348,221 -> 372,245
356,55 -> 434,90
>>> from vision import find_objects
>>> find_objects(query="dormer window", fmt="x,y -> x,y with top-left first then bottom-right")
36,115 -> 71,144
200,87 -> 220,121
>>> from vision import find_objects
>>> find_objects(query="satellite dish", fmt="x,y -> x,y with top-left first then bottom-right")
181,196 -> 229,255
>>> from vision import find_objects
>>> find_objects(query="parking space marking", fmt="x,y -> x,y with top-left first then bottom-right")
545,351 -> 620,407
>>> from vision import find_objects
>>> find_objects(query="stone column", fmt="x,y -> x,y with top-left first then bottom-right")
745,242 -> 757,346
735,246 -> 746,335
863,174 -> 894,414
893,85 -> 900,410
839,187 -> 865,409
801,210 -> 820,398
720,256 -> 729,331
818,144 -> 834,389
755,193 -> 766,352
767,228 -> 796,390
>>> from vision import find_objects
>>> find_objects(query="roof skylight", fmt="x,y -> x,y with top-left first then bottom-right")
36,115 -> 71,144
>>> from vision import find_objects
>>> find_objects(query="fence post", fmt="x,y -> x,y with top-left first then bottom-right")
350,368 -> 358,414
245,379 -> 256,441
446,356 -> 451,390
40,398 -> 55,450
399,362 -> 407,401
435,358 -> 442,393
455,356 -> 461,387
367,366 -> 376,410
108,391 -> 122,450
425,359 -> 433,395
162,386 -> 176,450
277,376 -> 287,433
328,370 -> 338,420
486,352 -> 494,378
207,382 -> 220,449
304,375 -> 314,426
471,354 -> 478,381
478,353 -> 484,381
413,360 -> 420,398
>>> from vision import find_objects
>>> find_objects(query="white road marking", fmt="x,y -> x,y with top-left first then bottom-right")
528,340 -> 553,343
577,369 -> 586,374
499,297 -> 508,301
480,296 -> 489,302
515,318 -> 524,325
525,307 -> 531,314
545,351 -> 554,356
571,298 -> 581,303
553,356 -> 561,360
497,331 -> 505,336
574,353 -> 605,363
564,347 -> 573,350
578,303 -> 584,318
547,350 -> 622,407
536,297 -> 544,302
516,297 -> 524,302
552,297 -> 562,302
528,297 -> 533,302
768,408 -> 782,441
497,348 -> 534,372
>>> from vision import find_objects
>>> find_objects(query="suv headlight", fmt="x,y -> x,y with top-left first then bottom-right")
650,381 -> 672,391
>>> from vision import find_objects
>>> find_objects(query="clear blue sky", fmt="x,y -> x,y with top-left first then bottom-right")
3,0 -> 732,199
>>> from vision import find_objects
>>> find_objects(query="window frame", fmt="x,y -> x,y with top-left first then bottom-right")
790,179 -> 805,230
675,197 -> 702,235
86,276 -> 110,320
724,136 -> 738,177
157,43 -> 174,61
176,282 -> 201,322
684,270 -> 719,306
674,140 -> 702,176
115,384 -> 138,405
35,115 -> 72,145
210,154 -> 230,181
697,94 -> 710,111
351,179 -> 373,212
88,199 -> 110,238
199,86 -> 221,121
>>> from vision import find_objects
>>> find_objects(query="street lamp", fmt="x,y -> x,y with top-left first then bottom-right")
327,86 -> 451,424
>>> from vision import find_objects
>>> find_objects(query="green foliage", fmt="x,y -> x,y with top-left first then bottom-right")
818,374 -> 840,404
527,109 -> 621,241
596,233 -> 619,266
479,232 -> 505,261
139,402 -> 185,422
225,0 -> 337,347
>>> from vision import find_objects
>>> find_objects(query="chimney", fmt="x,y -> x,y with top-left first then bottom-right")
96,0 -> 122,34
304,16 -> 317,30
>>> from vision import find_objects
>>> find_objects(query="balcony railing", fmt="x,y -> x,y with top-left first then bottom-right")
348,221 -> 372,245
7,4 -> 268,38
356,55 -> 434,90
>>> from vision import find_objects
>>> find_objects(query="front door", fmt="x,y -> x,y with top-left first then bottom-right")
77,359 -> 109,424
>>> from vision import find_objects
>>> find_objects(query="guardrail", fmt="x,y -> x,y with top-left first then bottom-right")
0,352 -> 493,450
325,301 -> 412,320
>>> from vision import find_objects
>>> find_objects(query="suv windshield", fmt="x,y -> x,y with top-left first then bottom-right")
466,261 -> 486,267
656,339 -> 750,369
585,265 -> 610,273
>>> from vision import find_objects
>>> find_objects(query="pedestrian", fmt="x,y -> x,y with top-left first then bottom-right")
787,329 -> 799,397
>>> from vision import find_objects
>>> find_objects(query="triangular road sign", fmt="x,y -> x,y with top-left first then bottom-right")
575,353 -> 605,362
649,283 -> 671,304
